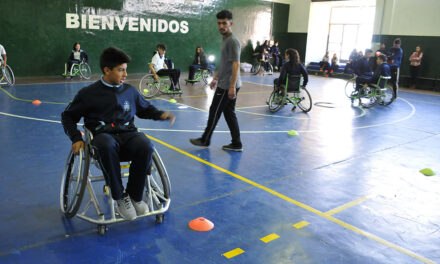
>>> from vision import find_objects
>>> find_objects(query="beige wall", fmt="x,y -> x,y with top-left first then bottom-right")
375,0 -> 440,36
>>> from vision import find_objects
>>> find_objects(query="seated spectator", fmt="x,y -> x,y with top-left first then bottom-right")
274,48 -> 308,95
355,54 -> 390,91
149,43 -> 181,90
187,46 -> 207,81
270,41 -> 281,71
319,51 -> 330,73
64,42 -> 88,76
329,53 -> 339,74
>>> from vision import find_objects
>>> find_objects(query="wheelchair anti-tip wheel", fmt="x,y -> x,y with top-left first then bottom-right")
60,146 -> 90,218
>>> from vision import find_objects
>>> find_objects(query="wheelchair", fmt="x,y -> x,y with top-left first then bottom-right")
346,75 -> 394,108
268,75 -> 312,113
138,63 -> 182,98
185,67 -> 213,85
63,60 -> 92,80
0,59 -> 15,86
251,53 -> 273,75
60,128 -> 171,235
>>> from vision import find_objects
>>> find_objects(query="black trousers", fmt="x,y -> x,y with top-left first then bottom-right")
188,64 -> 202,80
409,65 -> 421,86
201,87 -> 241,146
390,65 -> 400,94
157,69 -> 181,88
92,132 -> 153,201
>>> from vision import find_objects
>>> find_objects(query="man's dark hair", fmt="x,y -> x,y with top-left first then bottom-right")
156,43 -> 166,50
216,10 -> 233,20
394,38 -> 401,45
100,47 -> 131,73
365,49 -> 373,54
378,54 -> 387,62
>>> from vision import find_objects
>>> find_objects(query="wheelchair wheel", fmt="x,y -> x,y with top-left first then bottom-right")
251,62 -> 261,75
2,65 -> 15,85
358,87 -> 378,108
266,63 -> 274,75
69,64 -> 79,77
345,77 -> 356,98
145,150 -> 171,216
297,87 -> 312,113
201,69 -> 212,84
60,147 -> 90,218
268,90 -> 285,113
378,83 -> 395,106
79,63 -> 92,79
138,74 -> 160,98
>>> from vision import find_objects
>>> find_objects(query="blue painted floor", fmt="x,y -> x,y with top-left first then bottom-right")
0,74 -> 440,264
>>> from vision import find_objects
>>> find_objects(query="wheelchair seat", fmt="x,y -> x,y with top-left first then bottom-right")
286,74 -> 301,93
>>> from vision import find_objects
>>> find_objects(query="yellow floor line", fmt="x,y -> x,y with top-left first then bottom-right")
293,220 -> 310,229
324,195 -> 369,216
222,248 -> 245,259
260,233 -> 280,243
146,134 -> 435,264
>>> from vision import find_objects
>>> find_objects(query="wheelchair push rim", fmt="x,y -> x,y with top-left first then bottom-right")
60,147 -> 90,218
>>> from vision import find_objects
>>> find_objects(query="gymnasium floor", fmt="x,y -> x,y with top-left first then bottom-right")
0,72 -> 439,264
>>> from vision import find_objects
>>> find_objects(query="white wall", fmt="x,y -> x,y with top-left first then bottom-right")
264,0 -> 311,33
304,0 -> 375,64
375,0 -> 440,36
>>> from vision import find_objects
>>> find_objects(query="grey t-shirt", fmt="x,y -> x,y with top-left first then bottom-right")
217,33 -> 242,90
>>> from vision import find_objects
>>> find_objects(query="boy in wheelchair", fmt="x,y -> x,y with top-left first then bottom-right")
273,48 -> 308,95
63,42 -> 88,76
149,43 -> 181,91
61,47 -> 175,221
355,54 -> 391,93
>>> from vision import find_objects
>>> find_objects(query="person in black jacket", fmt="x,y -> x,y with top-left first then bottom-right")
187,46 -> 208,81
274,48 -> 308,95
61,47 -> 175,221
355,54 -> 391,91
64,42 -> 88,76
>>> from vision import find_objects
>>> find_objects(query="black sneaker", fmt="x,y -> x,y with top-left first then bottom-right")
190,138 -> 209,147
222,143 -> 243,152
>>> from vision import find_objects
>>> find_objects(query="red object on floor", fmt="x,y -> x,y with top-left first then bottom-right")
188,217 -> 214,232
32,100 -> 42,106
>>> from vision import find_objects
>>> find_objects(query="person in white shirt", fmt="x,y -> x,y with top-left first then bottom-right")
148,43 -> 181,91
0,44 -> 7,66
64,42 -> 89,76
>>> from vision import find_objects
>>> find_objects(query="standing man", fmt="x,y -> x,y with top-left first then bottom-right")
388,38 -> 403,96
0,44 -> 7,66
190,9 -> 242,152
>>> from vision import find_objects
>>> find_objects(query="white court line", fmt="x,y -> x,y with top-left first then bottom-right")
242,80 -> 273,87
0,98 -> 416,134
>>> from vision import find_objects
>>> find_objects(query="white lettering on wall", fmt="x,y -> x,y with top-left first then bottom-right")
65,13 -> 189,34
66,14 -> 80,28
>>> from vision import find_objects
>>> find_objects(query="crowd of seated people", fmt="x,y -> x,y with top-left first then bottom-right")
253,39 -> 283,72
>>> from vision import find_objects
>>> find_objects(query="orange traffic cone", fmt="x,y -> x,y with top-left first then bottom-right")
188,217 -> 214,232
